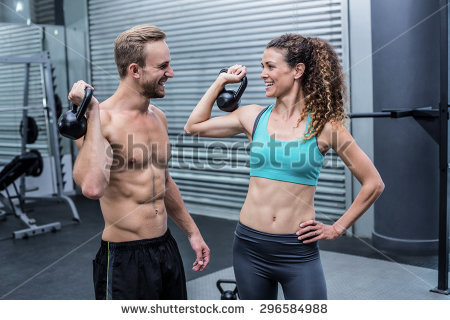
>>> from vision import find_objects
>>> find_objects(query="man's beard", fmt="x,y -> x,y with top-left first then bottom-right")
141,79 -> 165,99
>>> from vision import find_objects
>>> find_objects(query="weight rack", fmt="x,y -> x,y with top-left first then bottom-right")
0,51 -> 80,239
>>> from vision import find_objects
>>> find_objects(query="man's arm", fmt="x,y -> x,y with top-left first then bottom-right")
154,105 -> 210,271
164,170 -> 210,272
70,81 -> 112,199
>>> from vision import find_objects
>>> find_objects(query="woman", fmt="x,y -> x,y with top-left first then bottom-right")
184,34 -> 384,300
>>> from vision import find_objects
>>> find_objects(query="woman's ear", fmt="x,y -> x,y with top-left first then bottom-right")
294,63 -> 305,80
128,63 -> 140,79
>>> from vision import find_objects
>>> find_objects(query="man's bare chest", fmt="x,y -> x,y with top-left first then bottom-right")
107,125 -> 171,171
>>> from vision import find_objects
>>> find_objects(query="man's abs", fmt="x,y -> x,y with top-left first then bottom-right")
99,166 -> 168,242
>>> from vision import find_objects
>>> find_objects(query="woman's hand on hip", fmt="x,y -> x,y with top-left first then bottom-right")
296,220 -> 340,243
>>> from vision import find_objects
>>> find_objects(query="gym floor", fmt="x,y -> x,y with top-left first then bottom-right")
0,195 -> 448,300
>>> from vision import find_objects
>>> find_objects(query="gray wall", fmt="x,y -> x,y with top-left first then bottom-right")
371,0 -> 441,254
0,0 -> 33,24
62,0 -> 89,194
63,0 -> 89,85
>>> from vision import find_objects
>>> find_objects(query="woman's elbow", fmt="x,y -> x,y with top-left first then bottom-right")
184,124 -> 198,136
184,124 -> 193,136
373,178 -> 385,197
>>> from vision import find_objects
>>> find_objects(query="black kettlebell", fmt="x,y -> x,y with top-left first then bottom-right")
216,279 -> 239,300
58,87 -> 93,140
216,68 -> 247,112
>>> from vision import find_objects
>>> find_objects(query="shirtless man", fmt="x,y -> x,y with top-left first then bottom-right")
68,25 -> 209,300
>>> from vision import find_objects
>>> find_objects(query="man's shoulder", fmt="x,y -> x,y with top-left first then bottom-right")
149,105 -> 167,125
95,99 -> 114,141
98,102 -> 112,123
149,104 -> 166,117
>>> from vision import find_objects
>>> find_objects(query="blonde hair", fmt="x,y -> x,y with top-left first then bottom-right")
113,24 -> 166,78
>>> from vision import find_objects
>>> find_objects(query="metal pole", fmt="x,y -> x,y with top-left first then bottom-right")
21,64 -> 30,155
43,57 -> 64,196
43,56 -> 80,222
348,112 -> 391,118
431,0 -> 449,295
19,63 -> 30,201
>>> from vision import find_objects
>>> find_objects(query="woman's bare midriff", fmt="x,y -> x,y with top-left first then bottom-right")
239,177 -> 316,234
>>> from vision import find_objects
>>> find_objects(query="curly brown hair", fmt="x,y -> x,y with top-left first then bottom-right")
266,34 -> 348,140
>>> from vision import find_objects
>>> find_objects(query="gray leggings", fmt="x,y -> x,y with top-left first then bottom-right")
233,222 -> 327,300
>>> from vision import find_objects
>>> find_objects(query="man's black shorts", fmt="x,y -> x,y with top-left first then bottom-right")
93,229 -> 187,300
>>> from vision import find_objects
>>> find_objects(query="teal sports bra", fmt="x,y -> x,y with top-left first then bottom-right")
249,104 -> 325,186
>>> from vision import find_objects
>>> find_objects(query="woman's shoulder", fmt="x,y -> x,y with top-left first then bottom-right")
238,104 -> 270,123
321,118 -> 347,134
317,118 -> 351,150
240,103 -> 266,111
233,104 -> 268,137
238,104 -> 268,117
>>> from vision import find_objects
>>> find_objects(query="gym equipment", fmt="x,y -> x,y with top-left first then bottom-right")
58,87 -> 93,140
54,94 -> 63,119
0,152 -> 43,190
0,151 -> 43,190
216,279 -> 239,300
26,149 -> 43,177
0,150 -> 61,238
0,52 -> 80,239
348,0 -> 448,295
216,68 -> 247,112
19,116 -> 39,144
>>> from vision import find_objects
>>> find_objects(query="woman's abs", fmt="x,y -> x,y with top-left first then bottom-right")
239,177 -> 316,234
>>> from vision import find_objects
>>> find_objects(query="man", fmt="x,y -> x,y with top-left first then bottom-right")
68,24 -> 210,300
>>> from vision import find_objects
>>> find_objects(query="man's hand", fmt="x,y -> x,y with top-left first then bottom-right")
68,80 -> 99,117
188,232 -> 210,272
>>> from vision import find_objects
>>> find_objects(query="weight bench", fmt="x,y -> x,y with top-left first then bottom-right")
0,151 -> 61,239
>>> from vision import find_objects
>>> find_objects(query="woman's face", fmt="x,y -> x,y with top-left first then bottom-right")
260,47 -> 296,98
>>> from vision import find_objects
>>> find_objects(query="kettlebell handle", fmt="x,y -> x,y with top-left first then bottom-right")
75,87 -> 93,120
216,279 -> 238,294
219,68 -> 247,101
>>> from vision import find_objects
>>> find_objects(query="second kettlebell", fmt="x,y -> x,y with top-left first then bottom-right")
216,68 -> 247,112
216,279 -> 239,300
